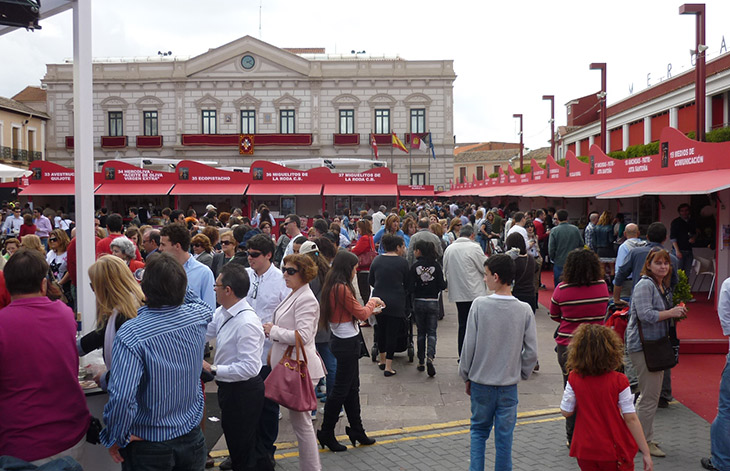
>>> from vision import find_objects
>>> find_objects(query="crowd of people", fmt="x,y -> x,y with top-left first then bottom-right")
0,198 -> 728,471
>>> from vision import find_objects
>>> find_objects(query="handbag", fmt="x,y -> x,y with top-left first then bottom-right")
357,236 -> 377,271
636,285 -> 678,372
264,330 -> 318,412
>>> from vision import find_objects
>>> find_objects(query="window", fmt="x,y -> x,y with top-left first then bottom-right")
493,165 -> 501,174
143,111 -> 158,136
410,108 -> 426,133
476,166 -> 484,181
241,110 -> 256,134
339,109 -> 355,134
108,111 -> 123,137
280,110 -> 295,134
459,167 -> 467,184
411,173 -> 425,185
374,109 -> 390,134
202,110 -> 217,134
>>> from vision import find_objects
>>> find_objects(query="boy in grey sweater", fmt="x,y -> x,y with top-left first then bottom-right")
459,254 -> 538,471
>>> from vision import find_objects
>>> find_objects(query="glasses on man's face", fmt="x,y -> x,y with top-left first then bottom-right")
247,250 -> 263,258
282,267 -> 299,276
213,283 -> 225,290
221,240 -> 232,246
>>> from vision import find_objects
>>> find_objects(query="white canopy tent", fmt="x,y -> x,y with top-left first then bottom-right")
0,162 -> 32,178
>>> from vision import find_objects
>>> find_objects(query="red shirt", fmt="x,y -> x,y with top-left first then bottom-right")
327,283 -> 378,324
550,281 -> 609,346
568,371 -> 638,463
18,223 -> 37,241
350,234 -> 374,272
0,297 -> 91,461
96,233 -> 142,261
534,218 -> 548,242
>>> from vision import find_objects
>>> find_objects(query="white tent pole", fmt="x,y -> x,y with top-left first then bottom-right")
73,0 -> 96,334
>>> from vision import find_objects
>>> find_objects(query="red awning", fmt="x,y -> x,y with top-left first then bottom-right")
398,185 -> 434,198
246,183 -> 322,196
324,183 -> 397,196
95,183 -> 174,195
597,169 -> 730,199
171,183 -> 248,196
20,183 -> 101,196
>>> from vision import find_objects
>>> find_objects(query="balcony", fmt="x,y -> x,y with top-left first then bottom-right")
181,133 -> 313,147
136,135 -> 163,148
372,134 -> 392,145
333,134 -> 360,146
1,146 -> 10,160
101,136 -> 128,149
11,149 -> 28,162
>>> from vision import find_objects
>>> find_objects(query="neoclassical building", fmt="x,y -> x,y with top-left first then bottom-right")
42,35 -> 456,189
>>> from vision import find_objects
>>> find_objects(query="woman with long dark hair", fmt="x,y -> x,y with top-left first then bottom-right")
317,251 -> 384,452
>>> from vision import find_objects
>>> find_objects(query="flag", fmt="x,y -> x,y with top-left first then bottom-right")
370,133 -> 379,160
424,132 -> 436,159
411,134 -> 425,151
392,132 -> 409,153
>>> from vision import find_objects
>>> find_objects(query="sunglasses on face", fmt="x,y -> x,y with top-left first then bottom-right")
49,238 -> 58,242
282,267 -> 299,276
192,243 -> 202,248
221,240 -> 232,246
247,250 -> 263,258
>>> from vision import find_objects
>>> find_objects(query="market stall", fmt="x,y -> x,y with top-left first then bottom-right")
95,161 -> 176,217
170,160 -> 249,215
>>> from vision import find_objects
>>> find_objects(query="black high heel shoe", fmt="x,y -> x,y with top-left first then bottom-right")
345,426 -> 376,446
316,429 -> 347,452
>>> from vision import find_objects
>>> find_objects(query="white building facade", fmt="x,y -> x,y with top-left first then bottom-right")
42,35 -> 456,190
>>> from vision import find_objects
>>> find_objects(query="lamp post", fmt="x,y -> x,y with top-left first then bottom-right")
542,95 -> 555,157
680,3 -> 707,142
513,113 -> 523,172
589,63 -> 607,153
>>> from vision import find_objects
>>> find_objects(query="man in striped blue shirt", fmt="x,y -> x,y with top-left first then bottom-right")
100,253 -> 213,470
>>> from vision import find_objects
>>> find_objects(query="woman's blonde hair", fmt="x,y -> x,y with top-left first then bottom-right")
597,211 -> 612,226
448,218 -> 462,233
430,222 -> 444,237
89,255 -> 144,328
384,214 -> 400,233
50,228 -> 70,252
21,234 -> 45,255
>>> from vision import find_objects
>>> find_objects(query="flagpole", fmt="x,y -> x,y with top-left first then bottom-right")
409,134 -> 412,184
390,138 -> 394,170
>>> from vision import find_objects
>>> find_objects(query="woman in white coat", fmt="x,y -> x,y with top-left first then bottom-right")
264,253 -> 325,471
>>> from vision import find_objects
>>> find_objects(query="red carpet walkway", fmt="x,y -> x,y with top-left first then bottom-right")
537,268 -> 726,422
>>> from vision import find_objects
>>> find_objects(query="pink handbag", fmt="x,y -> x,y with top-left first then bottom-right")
264,330 -> 318,412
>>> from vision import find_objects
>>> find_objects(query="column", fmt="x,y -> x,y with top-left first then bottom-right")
643,117 -> 651,144
706,95 -> 713,133
724,91 -> 729,127
669,107 -> 679,129
622,124 -> 629,150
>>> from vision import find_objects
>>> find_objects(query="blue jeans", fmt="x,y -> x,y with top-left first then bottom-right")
553,264 -> 564,287
316,341 -> 337,399
469,383 -> 518,471
119,426 -> 205,471
712,353 -> 730,471
413,299 -> 439,363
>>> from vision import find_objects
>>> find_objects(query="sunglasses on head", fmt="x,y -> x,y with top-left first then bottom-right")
247,250 -> 263,258
282,267 -> 299,276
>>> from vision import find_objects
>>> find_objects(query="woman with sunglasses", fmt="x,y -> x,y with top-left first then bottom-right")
191,233 -> 214,270
47,229 -> 71,299
78,255 -> 145,390
444,218 -> 462,246
624,248 -> 686,458
263,254 -> 325,470
317,250 -> 384,452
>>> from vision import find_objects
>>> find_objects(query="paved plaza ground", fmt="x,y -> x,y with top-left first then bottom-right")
207,295 -> 714,470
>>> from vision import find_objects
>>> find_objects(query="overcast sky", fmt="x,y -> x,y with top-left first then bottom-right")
2,0 -> 730,150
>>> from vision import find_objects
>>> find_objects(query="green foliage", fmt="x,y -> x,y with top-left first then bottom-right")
488,172 -> 499,179
576,155 -> 590,163
687,131 -> 696,140
672,269 -> 694,319
707,126 -> 730,143
514,165 -> 531,174
555,158 -> 566,167
538,162 -> 546,169
625,141 -> 659,159
608,150 -> 628,160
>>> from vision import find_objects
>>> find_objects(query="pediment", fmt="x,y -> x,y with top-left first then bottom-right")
273,93 -> 301,108
185,35 -> 311,79
404,93 -> 432,106
331,94 -> 361,107
135,96 -> 165,109
194,94 -> 223,110
367,94 -> 396,107
233,93 -> 262,109
100,96 -> 129,110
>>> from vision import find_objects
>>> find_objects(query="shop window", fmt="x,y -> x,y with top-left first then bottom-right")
280,110 -> 295,134
143,111 -> 158,136
411,173 -> 425,185
375,109 -> 390,134
202,110 -> 217,134
410,108 -> 426,133
339,109 -> 355,134
108,111 -> 123,137
241,110 -> 256,134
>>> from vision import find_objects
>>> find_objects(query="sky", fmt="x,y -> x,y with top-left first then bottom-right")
2,0 -> 730,151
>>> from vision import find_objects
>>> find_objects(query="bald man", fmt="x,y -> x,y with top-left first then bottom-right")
612,223 -> 646,299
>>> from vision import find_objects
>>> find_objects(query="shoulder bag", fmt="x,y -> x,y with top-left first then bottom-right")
636,283 -> 677,372
357,236 -> 377,271
264,330 -> 318,411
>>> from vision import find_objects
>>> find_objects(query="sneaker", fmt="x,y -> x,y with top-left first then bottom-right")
426,360 -> 436,377
649,442 -> 666,457
416,363 -> 425,372
701,457 -> 718,470
218,456 -> 233,470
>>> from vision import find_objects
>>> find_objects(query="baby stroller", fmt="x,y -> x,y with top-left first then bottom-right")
370,308 -> 415,363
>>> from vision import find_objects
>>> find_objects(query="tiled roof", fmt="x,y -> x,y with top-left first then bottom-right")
454,143 -> 483,155
12,86 -> 46,103
0,96 -> 50,119
455,148 -> 519,163
524,147 -> 550,161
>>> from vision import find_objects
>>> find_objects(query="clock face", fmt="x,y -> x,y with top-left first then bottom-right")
241,55 -> 255,70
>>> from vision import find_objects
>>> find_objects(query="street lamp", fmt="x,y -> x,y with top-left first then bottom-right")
513,113 -> 523,172
542,95 -> 555,157
589,63 -> 607,153
680,3 -> 706,142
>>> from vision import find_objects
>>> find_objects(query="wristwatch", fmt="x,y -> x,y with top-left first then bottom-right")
210,365 -> 218,376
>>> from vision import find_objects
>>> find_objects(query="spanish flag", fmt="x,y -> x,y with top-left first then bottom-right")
392,132 -> 409,153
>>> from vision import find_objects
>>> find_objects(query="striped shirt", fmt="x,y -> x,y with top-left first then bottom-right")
550,280 -> 609,346
100,291 -> 212,448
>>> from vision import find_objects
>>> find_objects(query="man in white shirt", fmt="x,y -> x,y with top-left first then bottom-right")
33,208 -> 54,248
3,207 -> 23,236
283,214 -> 303,257
245,234 -> 290,471
204,264 -> 264,471
506,211 -> 529,248
371,205 -> 387,234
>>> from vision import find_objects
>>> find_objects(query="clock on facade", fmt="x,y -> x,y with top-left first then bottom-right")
241,55 -> 256,70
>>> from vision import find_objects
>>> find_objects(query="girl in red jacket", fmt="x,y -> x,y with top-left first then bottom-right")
560,324 -> 653,471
